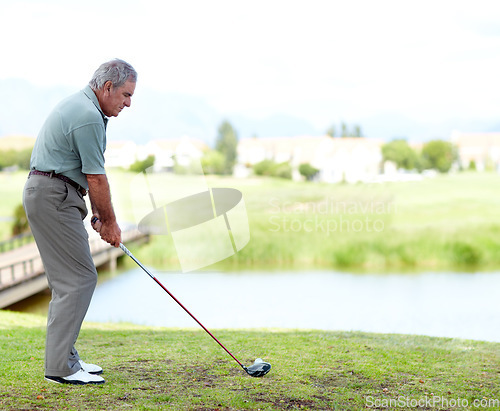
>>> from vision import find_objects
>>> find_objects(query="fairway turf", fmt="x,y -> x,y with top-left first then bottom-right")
1,311 -> 499,410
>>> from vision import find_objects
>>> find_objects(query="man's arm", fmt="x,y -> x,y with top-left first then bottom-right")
87,173 -> 121,247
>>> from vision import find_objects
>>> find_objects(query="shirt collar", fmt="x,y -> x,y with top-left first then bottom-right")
83,85 -> 108,130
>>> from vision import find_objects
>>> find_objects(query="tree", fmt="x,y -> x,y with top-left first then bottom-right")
352,124 -> 363,138
326,125 -> 336,137
421,140 -> 456,173
0,148 -> 32,170
215,120 -> 238,175
299,163 -> 319,181
201,150 -> 225,175
338,122 -> 362,137
325,122 -> 365,138
381,139 -> 419,170
341,122 -> 349,137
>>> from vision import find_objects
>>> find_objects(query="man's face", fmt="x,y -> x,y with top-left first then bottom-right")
100,80 -> 136,117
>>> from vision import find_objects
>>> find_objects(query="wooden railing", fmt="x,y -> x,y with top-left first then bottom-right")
0,225 -> 149,305
0,257 -> 39,287
0,232 -> 34,253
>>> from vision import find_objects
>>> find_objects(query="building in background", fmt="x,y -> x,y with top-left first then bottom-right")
105,140 -> 138,169
451,131 -> 500,171
143,137 -> 208,172
237,136 -> 383,183
6,130 -> 499,178
104,137 -> 208,172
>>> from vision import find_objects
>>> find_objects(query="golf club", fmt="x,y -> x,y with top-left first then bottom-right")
118,242 -> 271,377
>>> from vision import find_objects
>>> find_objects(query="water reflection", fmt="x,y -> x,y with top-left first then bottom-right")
77,270 -> 500,343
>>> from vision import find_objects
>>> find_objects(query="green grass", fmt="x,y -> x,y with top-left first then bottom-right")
0,172 -> 28,241
3,170 -> 500,270
126,171 -> 500,271
1,310 -> 499,410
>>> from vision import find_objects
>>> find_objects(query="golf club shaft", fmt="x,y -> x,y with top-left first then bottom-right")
119,243 -> 246,370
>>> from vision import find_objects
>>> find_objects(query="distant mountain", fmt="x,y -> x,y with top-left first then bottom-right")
0,79 -> 75,138
359,110 -> 500,142
357,111 -> 432,141
106,88 -> 223,145
94,90 -> 321,145
227,113 -> 319,139
0,79 -> 321,147
2,78 -> 496,147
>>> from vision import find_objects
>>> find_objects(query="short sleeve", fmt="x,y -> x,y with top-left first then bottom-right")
69,123 -> 106,175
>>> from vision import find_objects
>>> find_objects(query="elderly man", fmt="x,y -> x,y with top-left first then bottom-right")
23,59 -> 137,385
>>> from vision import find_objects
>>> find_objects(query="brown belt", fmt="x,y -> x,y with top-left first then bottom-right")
29,170 -> 87,196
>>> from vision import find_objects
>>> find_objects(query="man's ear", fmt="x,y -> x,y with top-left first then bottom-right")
104,81 -> 113,94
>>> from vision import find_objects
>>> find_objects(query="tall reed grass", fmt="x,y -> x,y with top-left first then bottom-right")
2,171 -> 498,270
126,172 -> 500,271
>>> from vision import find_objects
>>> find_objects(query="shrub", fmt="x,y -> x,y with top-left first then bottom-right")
449,241 -> 482,266
421,140 -> 456,173
273,162 -> 292,179
299,163 -> 319,180
129,155 -> 155,173
253,159 -> 276,176
253,160 -> 292,179
0,148 -> 32,170
201,150 -> 225,175
12,204 -> 29,236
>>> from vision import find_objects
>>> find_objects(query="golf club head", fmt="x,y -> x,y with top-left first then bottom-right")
245,358 -> 271,377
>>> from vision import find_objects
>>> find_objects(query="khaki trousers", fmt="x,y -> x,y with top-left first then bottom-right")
23,174 -> 97,377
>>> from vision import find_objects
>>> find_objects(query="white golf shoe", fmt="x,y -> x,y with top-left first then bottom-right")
45,369 -> 105,385
79,359 -> 103,375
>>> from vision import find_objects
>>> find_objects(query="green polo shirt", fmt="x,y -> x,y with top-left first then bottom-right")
30,85 -> 108,189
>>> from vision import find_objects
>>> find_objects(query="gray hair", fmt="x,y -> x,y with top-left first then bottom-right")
89,59 -> 137,90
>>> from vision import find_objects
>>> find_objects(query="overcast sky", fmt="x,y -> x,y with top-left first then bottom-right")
1,0 -> 500,140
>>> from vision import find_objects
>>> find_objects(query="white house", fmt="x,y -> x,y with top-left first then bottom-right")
451,131 -> 500,171
143,137 -> 209,172
237,136 -> 383,183
105,140 -> 138,169
317,138 -> 383,183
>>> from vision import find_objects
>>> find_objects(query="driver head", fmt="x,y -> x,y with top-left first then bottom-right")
245,358 -> 271,377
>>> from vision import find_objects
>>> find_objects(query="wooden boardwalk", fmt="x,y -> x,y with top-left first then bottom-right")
0,226 -> 148,308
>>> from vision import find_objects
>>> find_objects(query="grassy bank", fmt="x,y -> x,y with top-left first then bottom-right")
2,171 -> 500,270
1,310 -> 499,410
0,172 -> 28,241
129,172 -> 500,271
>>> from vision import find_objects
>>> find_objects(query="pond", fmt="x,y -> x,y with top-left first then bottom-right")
77,269 -> 500,343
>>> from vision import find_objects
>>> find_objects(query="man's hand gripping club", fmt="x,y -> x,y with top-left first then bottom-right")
87,174 -> 121,248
